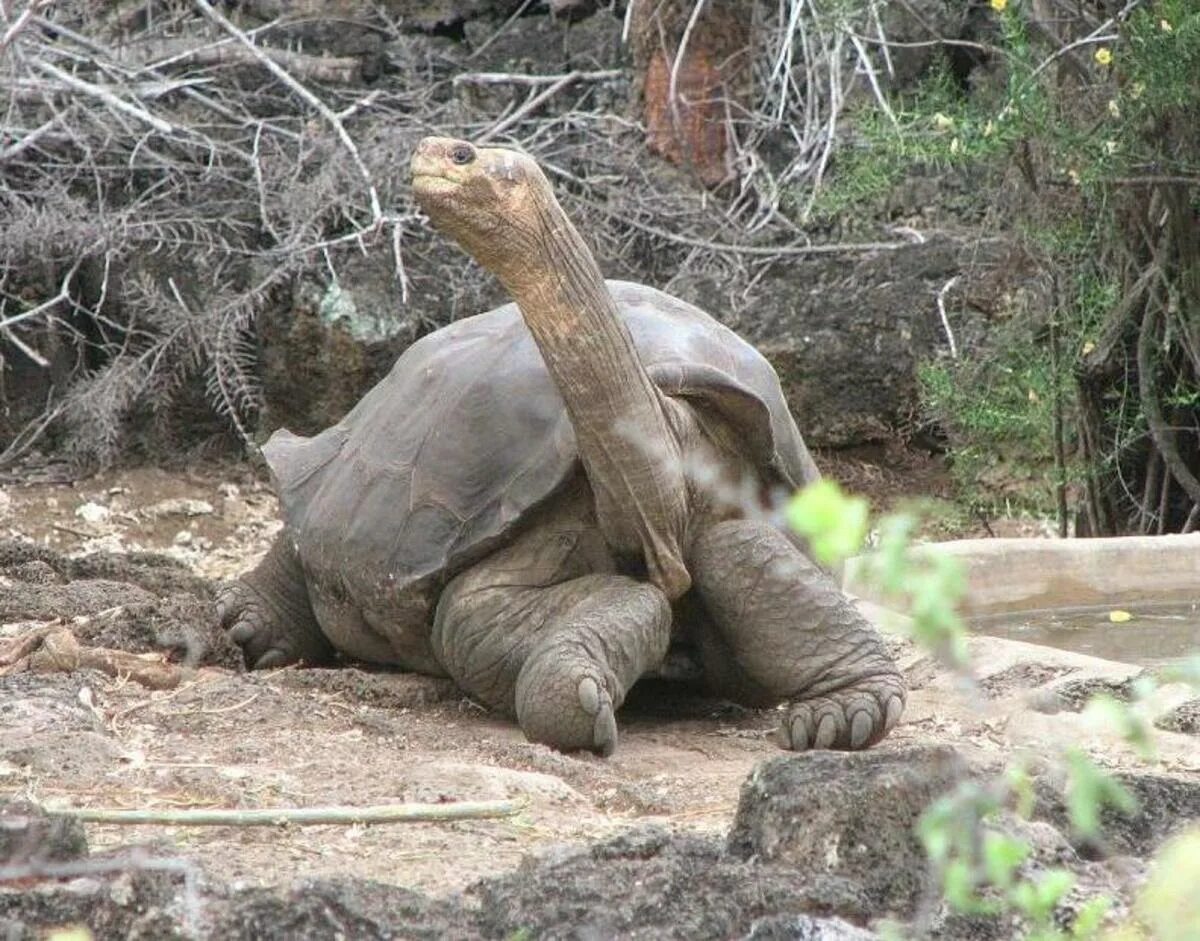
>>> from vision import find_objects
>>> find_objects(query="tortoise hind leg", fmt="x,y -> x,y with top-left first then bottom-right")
436,572 -> 670,755
217,534 -> 334,670
688,518 -> 905,750
431,483 -> 670,755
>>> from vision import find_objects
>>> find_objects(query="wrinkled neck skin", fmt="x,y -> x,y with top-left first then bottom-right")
485,191 -> 693,599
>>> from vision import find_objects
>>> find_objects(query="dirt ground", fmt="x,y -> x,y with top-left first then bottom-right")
2,459 -> 1197,933
0,461 -> 818,896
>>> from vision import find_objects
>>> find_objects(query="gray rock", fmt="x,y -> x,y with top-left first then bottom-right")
727,745 -> 969,916
699,238 -> 969,448
471,825 -> 872,939
741,913 -> 880,940
210,878 -> 467,940
1034,768 -> 1200,857
1155,698 -> 1200,735
0,800 -> 88,867
0,852 -> 186,941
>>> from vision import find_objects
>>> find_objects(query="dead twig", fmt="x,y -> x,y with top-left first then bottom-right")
0,0 -> 51,55
192,0 -> 381,224
48,799 -> 524,827
475,71 -> 585,144
5,627 -> 186,689
454,70 -> 621,87
29,60 -> 175,134
936,275 -> 959,358
0,622 -> 60,669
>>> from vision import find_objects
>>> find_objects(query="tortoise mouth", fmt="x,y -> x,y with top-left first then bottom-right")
412,173 -> 458,197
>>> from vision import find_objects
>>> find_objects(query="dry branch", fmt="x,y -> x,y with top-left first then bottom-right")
1137,304 -> 1200,508
0,0 -> 51,54
475,71 -> 587,144
192,0 -> 382,223
454,70 -> 621,87
2,627 -> 186,689
29,60 -> 176,134
49,800 -> 523,827
120,37 -> 362,84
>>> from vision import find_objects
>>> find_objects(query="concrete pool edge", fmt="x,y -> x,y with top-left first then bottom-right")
844,532 -> 1200,617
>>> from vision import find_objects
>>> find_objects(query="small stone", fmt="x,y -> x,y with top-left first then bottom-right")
727,745 -> 969,916
174,530 -> 193,546
143,498 -> 214,519
75,502 -> 110,524
218,482 -> 240,499
0,799 -> 88,864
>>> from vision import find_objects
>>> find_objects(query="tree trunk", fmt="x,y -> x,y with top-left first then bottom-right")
629,0 -> 751,188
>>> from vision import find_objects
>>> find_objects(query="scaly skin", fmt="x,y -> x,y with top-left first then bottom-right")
430,485 -> 670,755
689,518 -> 905,750
221,137 -> 906,755
217,536 -> 332,670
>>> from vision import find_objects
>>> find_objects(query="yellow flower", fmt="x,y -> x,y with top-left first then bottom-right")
933,112 -> 954,130
1094,47 -> 1113,66
1107,99 -> 1120,118
1067,168 -> 1081,185
1160,19 -> 1173,32
1104,140 -> 1118,155
983,119 -> 995,137
950,137 -> 961,155
990,0 -> 1007,10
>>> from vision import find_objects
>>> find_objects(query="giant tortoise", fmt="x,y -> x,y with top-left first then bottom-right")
218,136 -> 905,756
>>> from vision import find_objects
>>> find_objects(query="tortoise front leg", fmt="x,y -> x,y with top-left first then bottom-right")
217,534 -> 334,670
688,518 -> 905,750
434,571 -> 670,756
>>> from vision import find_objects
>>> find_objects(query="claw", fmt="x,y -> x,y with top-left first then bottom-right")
229,620 -> 257,645
593,703 -> 617,757
885,694 -> 904,733
255,649 -> 289,670
850,710 -> 873,748
577,676 -> 601,715
814,713 -> 839,749
787,714 -> 810,751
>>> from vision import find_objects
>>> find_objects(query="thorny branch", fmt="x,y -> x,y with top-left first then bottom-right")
0,0 -> 937,471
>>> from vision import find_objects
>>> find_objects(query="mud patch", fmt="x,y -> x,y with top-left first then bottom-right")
979,662 -> 1079,700
0,539 -> 237,670
1155,699 -> 1200,735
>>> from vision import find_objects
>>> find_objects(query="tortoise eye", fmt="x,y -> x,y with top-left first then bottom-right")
450,144 -> 475,166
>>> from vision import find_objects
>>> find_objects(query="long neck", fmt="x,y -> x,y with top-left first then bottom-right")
495,196 -> 691,597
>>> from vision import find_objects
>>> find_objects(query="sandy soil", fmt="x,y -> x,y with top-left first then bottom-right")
1,462 -> 1196,905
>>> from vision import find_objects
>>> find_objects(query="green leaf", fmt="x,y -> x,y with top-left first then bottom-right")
1080,695 -> 1156,761
1135,828 -> 1200,941
983,830 -> 1029,887
1070,895 -> 1111,938
1159,654 -> 1200,691
1010,868 -> 1075,926
1064,749 -> 1137,839
786,479 -> 870,567
944,859 -> 991,913
1006,764 -> 1036,819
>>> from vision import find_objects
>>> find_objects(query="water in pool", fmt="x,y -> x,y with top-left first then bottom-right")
974,602 -> 1200,668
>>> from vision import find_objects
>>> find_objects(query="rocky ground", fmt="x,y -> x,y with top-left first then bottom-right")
0,462 -> 1198,940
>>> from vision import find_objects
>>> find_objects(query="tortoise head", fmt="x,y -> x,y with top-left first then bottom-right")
411,137 -> 552,282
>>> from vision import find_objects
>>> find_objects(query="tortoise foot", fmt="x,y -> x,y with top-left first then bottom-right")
217,537 -> 332,671
516,650 -> 619,757
216,579 -> 300,670
778,680 -> 905,752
